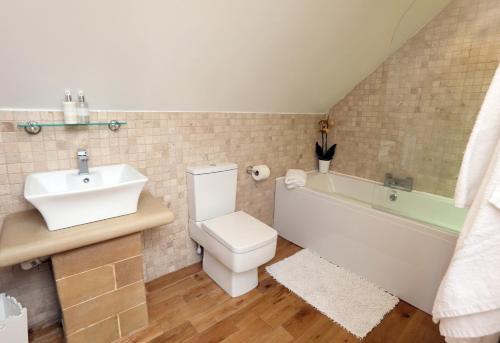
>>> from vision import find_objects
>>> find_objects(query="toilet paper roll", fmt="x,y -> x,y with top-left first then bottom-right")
251,165 -> 270,181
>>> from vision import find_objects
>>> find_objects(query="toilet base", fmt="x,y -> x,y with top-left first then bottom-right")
203,251 -> 258,297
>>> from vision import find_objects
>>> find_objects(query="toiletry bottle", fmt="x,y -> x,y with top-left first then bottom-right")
77,90 -> 90,124
63,90 -> 78,124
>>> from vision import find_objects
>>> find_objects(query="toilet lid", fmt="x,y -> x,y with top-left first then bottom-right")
201,211 -> 277,253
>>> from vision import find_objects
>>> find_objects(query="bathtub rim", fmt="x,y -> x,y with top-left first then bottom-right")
276,171 -> 459,239
278,170 -> 457,203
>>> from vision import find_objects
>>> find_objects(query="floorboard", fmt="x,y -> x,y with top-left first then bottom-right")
30,236 -> 444,343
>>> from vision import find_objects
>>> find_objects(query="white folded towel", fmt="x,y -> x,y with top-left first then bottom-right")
284,169 -> 307,190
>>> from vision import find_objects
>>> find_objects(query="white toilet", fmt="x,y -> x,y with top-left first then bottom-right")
187,163 -> 277,297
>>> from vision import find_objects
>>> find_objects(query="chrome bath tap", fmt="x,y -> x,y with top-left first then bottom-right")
384,173 -> 413,192
77,149 -> 89,175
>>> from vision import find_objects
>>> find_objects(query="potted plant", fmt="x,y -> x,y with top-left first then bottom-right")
316,117 -> 336,173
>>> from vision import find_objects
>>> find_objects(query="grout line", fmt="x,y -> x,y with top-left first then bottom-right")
112,263 -> 117,290
116,302 -> 147,338
117,313 -> 122,338
61,280 -> 144,311
66,314 -> 117,337
55,254 -> 142,281
72,302 -> 148,339
118,301 -> 146,315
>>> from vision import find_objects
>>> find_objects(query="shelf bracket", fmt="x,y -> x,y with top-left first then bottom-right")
24,121 -> 42,135
108,120 -> 121,132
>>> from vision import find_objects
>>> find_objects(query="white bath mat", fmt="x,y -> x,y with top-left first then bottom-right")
266,249 -> 399,338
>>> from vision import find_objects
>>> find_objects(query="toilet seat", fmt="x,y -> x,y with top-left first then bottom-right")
188,211 -> 277,297
202,211 -> 277,253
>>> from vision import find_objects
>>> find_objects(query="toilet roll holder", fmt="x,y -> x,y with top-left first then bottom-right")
246,165 -> 270,180
246,166 -> 258,176
246,166 -> 267,177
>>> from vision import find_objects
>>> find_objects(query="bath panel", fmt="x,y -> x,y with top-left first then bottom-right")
274,172 -> 459,313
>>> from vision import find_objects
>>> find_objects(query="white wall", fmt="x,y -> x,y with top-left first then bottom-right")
0,0 -> 451,112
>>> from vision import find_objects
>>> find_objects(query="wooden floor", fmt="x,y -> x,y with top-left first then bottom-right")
30,237 -> 444,343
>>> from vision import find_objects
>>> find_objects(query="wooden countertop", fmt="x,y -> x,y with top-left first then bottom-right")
0,192 -> 174,268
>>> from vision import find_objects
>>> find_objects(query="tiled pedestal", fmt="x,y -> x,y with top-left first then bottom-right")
51,233 -> 148,343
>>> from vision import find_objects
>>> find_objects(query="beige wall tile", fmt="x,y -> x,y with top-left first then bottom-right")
115,255 -> 144,288
66,316 -> 119,343
52,234 -> 142,279
62,281 -> 146,334
328,0 -> 500,197
56,265 -> 115,309
118,303 -> 149,337
0,111 -> 320,329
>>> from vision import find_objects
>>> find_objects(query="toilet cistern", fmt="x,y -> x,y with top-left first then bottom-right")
186,163 -> 277,297
77,149 -> 89,175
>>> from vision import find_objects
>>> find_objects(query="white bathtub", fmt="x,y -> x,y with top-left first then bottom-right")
274,172 -> 467,314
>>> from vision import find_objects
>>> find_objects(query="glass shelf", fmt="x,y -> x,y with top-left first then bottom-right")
17,120 -> 127,135
17,121 -> 127,128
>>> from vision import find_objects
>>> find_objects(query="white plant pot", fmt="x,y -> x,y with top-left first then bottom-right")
318,160 -> 331,173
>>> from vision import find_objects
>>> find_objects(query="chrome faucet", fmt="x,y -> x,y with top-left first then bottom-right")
384,173 -> 413,192
77,149 -> 89,175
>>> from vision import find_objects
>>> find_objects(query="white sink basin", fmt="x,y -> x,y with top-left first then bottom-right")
24,164 -> 148,231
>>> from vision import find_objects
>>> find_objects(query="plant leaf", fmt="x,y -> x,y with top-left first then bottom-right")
323,144 -> 337,160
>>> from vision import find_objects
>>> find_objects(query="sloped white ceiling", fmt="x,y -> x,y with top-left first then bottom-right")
0,0 -> 452,112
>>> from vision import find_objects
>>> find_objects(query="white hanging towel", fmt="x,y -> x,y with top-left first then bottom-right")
284,169 -> 307,189
433,64 -> 500,341
454,65 -> 500,208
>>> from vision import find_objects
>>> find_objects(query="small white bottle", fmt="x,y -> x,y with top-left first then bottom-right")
63,90 -> 78,124
77,90 -> 90,124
